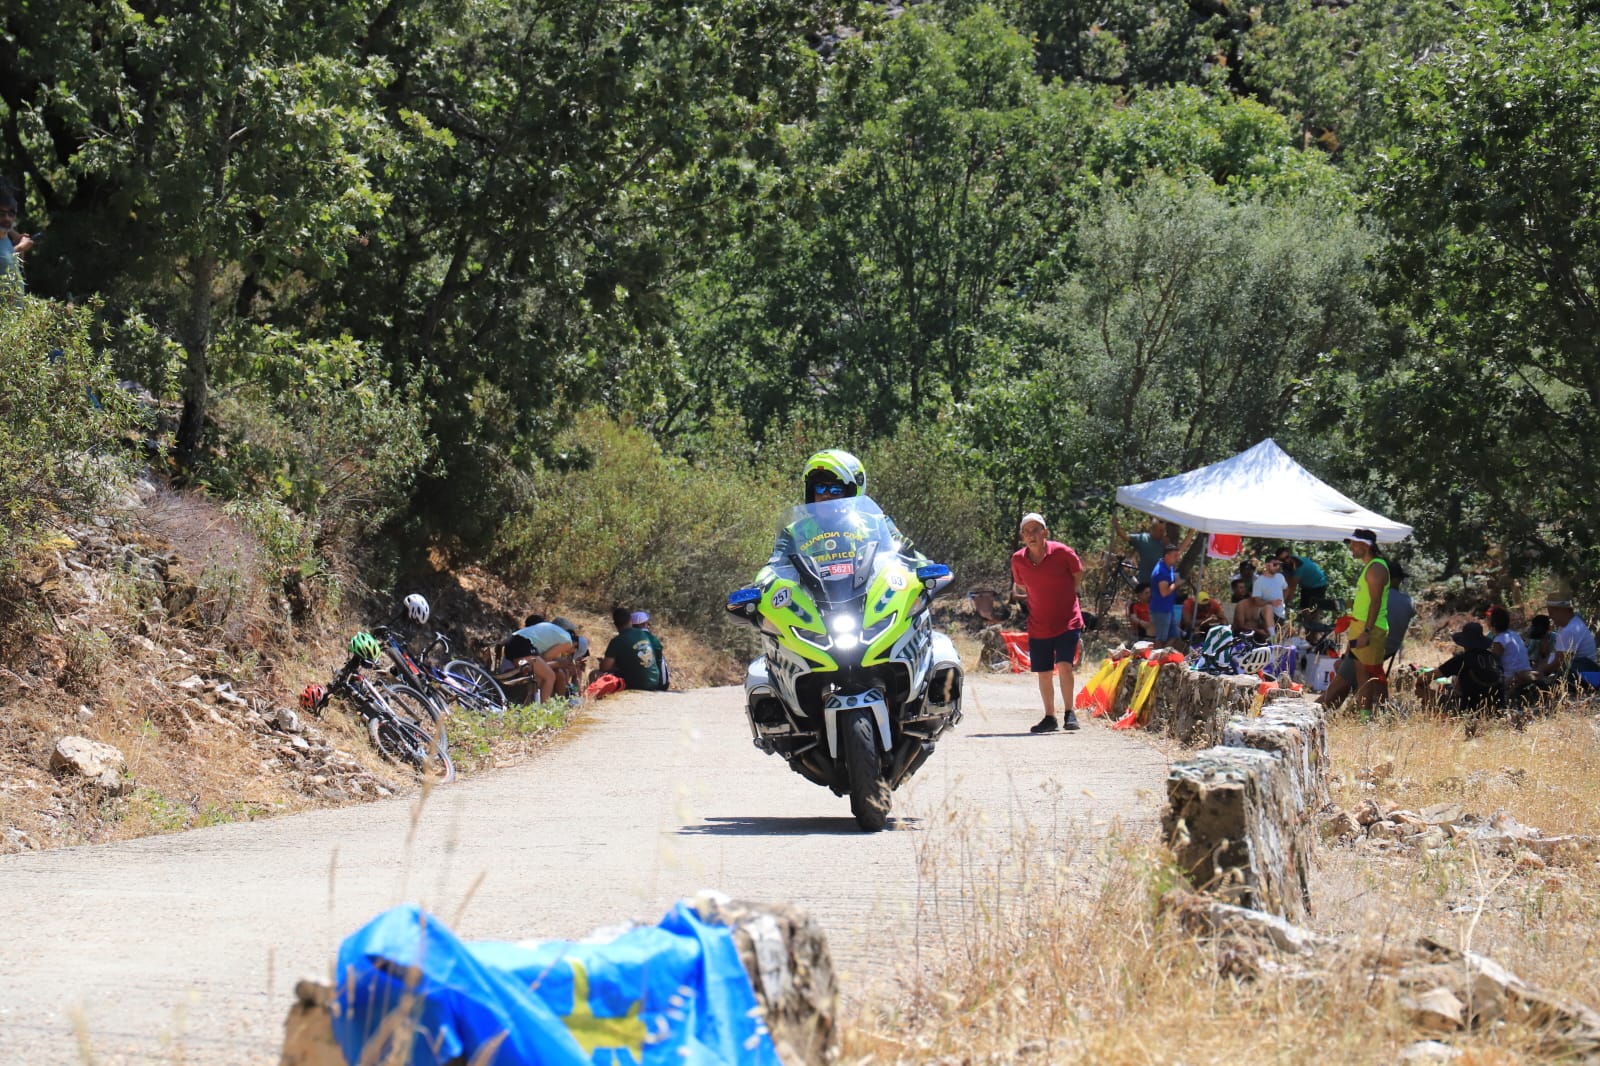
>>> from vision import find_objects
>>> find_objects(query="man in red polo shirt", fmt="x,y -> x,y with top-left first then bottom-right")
1011,512 -> 1085,734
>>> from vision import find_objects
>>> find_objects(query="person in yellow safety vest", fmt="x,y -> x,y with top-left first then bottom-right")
1342,528 -> 1391,708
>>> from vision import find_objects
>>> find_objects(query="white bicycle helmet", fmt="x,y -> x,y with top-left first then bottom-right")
404,593 -> 430,625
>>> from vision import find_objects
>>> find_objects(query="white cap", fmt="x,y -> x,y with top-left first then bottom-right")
629,610 -> 650,626
1019,512 -> 1047,532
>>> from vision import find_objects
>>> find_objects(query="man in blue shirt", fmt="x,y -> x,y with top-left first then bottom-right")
1148,544 -> 1183,643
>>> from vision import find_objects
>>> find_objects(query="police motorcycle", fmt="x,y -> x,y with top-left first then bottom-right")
726,495 -> 963,831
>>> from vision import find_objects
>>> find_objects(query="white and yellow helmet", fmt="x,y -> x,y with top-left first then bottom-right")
802,449 -> 866,502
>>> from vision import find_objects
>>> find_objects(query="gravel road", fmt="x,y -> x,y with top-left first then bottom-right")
0,674 -> 1169,1064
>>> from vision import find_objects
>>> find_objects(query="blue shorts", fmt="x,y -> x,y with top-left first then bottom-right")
1029,629 -> 1082,672
1151,609 -> 1178,640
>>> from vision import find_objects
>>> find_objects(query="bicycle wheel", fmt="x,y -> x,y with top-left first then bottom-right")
384,684 -> 449,750
441,660 -> 509,715
369,715 -> 456,783
1095,571 -> 1125,626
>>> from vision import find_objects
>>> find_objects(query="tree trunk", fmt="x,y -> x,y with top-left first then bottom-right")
175,252 -> 217,470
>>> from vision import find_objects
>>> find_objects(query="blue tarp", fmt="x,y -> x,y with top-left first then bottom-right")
332,902 -> 781,1066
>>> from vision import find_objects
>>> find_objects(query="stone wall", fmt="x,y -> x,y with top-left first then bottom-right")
1158,680 -> 1328,922
1104,663 -> 1257,746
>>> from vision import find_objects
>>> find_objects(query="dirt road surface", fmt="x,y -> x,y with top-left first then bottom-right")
0,675 -> 1169,1064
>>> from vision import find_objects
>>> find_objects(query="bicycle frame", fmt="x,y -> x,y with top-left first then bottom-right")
1092,552 -> 1142,624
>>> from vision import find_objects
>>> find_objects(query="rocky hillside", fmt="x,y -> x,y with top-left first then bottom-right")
0,474 -> 584,854
0,477 -> 423,852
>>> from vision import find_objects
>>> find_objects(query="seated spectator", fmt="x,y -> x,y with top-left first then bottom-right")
588,608 -> 669,697
499,614 -> 578,703
1535,592 -> 1598,689
1222,577 -> 1249,626
633,610 -> 671,690
1231,595 -> 1272,640
968,587 -> 1010,625
1526,614 -> 1554,668
1127,578 -> 1153,635
1129,582 -> 1153,639
1487,605 -> 1535,695
1417,621 -> 1503,716
1251,556 -> 1289,639
1181,591 -> 1224,638
1230,559 -> 1258,598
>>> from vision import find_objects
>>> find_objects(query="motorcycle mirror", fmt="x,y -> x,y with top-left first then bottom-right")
727,587 -> 762,609
915,563 -> 951,589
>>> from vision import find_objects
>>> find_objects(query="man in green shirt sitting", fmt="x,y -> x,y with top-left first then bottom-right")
594,609 -> 670,694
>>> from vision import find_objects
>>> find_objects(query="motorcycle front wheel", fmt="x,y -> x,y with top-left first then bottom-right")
842,710 -> 891,832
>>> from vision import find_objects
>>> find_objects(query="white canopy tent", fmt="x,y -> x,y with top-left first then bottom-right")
1114,439 -> 1411,543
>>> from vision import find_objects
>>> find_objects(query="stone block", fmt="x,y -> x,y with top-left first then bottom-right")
1162,742 -> 1316,921
1222,696 -> 1329,811
1143,671 -> 1257,746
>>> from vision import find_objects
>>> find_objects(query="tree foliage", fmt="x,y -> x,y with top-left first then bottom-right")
3,0 -> 1597,607
962,178 -> 1374,547
1362,0 -> 1600,577
3,0 -> 391,464
677,8 -> 1091,434
0,297 -> 142,568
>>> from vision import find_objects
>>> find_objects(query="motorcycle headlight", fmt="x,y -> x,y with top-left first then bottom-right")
792,627 -> 833,652
862,611 -> 899,644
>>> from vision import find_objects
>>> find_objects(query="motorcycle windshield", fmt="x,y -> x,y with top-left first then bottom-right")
774,495 -> 899,607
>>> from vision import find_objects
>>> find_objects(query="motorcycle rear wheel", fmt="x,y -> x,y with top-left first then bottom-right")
843,710 -> 891,832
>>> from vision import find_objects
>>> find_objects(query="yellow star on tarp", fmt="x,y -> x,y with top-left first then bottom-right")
560,956 -> 646,1063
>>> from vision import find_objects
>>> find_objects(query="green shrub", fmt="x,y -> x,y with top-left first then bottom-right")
202,325 -> 432,550
0,296 -> 142,570
862,423 -> 1011,590
493,410 -> 787,624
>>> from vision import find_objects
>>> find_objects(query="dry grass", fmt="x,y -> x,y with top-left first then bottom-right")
840,836 -> 1429,1064
1317,706 -> 1600,1014
839,701 -> 1600,1065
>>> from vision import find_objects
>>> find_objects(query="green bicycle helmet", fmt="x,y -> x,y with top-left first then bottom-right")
802,449 -> 866,503
349,631 -> 382,663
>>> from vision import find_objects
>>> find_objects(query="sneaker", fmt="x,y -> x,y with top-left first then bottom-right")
1029,715 -> 1060,734
1062,711 -> 1081,731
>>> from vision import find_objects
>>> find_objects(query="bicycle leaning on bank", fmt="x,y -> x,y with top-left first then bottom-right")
301,634 -> 456,783
1090,551 -> 1142,628
372,625 -> 510,719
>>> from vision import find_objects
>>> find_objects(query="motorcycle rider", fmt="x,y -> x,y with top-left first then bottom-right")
769,449 -> 920,567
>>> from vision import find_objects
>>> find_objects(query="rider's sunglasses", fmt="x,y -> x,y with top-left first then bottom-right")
813,483 -> 848,497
